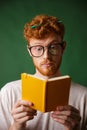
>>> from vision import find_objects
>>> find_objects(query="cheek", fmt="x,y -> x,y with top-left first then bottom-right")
53,53 -> 62,62
32,57 -> 40,66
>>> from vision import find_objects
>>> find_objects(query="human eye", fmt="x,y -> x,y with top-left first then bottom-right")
33,45 -> 43,52
49,44 -> 61,55
50,44 -> 59,49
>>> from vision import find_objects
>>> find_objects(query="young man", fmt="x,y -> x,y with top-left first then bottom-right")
0,14 -> 87,130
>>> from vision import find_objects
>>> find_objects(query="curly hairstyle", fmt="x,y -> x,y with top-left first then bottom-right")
24,14 -> 65,42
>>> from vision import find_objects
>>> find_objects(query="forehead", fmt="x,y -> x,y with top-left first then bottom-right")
29,33 -> 62,46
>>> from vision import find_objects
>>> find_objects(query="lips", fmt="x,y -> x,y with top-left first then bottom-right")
41,62 -> 54,68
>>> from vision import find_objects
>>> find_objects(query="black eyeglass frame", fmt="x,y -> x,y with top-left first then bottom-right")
27,42 -> 64,57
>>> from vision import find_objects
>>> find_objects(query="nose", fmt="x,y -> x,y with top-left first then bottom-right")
43,47 -> 50,59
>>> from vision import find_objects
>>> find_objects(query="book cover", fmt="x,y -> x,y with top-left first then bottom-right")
21,73 -> 71,112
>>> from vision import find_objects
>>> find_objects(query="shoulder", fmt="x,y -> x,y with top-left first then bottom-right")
0,80 -> 21,128
69,81 -> 87,105
0,80 -> 21,99
1,80 -> 21,91
70,82 -> 87,95
70,82 -> 87,129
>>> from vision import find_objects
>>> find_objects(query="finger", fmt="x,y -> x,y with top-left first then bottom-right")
51,114 -> 77,122
51,109 -> 81,123
53,116 -> 72,128
12,105 -> 37,115
52,110 -> 80,118
14,100 -> 33,108
15,114 -> 34,123
51,114 -> 80,129
51,111 -> 81,129
13,111 -> 36,120
56,105 -> 79,113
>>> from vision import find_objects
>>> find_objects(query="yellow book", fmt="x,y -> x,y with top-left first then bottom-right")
21,73 -> 71,112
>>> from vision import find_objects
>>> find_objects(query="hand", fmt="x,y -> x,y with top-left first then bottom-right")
50,105 -> 81,130
10,100 -> 37,130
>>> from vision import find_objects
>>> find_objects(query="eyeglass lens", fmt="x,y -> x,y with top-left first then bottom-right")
29,43 -> 62,57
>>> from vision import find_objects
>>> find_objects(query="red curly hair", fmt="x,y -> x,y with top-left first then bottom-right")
24,14 -> 65,42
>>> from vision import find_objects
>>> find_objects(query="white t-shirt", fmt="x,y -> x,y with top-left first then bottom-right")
0,80 -> 87,130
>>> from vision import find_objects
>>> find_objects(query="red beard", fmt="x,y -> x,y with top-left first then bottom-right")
34,58 -> 62,76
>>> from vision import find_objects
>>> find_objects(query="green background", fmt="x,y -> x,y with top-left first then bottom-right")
0,0 -> 87,88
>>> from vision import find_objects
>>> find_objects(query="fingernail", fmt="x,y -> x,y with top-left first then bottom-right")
28,102 -> 33,106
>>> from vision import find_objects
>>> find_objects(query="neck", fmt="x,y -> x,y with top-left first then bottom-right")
34,70 -> 62,79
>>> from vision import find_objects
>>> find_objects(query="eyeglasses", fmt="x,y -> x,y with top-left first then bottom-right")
27,42 -> 64,57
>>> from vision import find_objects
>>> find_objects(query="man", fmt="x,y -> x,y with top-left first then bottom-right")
0,14 -> 87,130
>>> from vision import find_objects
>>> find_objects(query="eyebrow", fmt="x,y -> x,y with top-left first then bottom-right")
50,40 -> 60,44
47,40 -> 62,46
30,39 -> 61,46
32,40 -> 60,46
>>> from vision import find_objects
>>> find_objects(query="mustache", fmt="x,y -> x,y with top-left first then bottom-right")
41,59 -> 54,64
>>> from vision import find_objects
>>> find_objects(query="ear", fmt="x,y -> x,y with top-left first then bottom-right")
27,45 -> 32,57
61,41 -> 66,54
